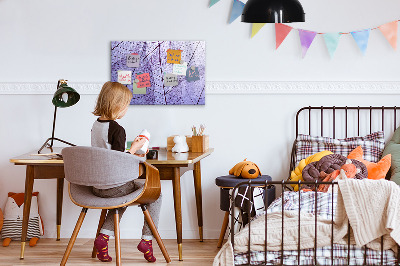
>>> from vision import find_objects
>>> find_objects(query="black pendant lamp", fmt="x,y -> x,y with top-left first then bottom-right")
242,0 -> 305,23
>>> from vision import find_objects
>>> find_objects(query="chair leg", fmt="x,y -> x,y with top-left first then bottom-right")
92,209 -> 108,258
217,211 -> 230,248
141,205 -> 171,263
114,209 -> 121,266
60,208 -> 88,266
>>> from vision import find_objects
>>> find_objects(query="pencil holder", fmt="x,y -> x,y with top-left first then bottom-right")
191,135 -> 209,153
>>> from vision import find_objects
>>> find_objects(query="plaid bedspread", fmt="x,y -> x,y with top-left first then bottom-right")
234,191 -> 397,265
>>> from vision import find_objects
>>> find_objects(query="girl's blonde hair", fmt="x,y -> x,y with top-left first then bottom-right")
93,81 -> 133,120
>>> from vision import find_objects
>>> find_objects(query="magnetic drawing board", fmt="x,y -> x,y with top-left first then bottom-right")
111,41 -> 206,105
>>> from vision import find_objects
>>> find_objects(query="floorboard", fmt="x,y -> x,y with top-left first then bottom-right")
0,239 -> 222,265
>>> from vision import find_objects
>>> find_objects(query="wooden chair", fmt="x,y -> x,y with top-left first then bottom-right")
60,146 -> 171,265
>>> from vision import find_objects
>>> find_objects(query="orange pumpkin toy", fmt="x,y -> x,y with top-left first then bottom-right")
229,159 -> 261,179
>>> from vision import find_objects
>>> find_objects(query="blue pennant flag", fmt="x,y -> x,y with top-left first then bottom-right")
323,33 -> 341,58
351,29 -> 371,55
209,0 -> 221,7
229,0 -> 245,23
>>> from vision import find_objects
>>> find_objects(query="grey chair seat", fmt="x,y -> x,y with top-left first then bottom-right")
69,180 -> 145,208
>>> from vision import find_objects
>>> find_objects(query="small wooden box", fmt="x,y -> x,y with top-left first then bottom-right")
167,135 -> 192,151
191,135 -> 209,153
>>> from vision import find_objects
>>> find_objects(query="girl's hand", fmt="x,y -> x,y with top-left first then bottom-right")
129,137 -> 147,155
134,148 -> 149,157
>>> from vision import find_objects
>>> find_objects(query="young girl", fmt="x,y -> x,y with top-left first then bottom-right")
91,81 -> 162,263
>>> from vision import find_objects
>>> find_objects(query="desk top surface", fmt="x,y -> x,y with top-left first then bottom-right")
10,147 -> 214,166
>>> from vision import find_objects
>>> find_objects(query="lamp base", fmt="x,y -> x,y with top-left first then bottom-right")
38,137 -> 76,154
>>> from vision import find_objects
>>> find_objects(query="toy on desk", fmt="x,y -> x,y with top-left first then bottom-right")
172,135 -> 189,153
135,129 -> 150,155
229,159 -> 261,179
1,192 -> 44,247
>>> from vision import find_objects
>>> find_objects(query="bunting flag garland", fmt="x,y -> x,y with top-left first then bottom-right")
351,29 -> 370,55
251,23 -> 266,38
323,33 -> 341,58
209,0 -> 220,7
208,4 -> 400,57
298,30 -> 317,58
229,0 -> 245,24
378,21 -> 398,50
275,23 -> 293,49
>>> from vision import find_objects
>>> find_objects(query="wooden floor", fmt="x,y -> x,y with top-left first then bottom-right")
0,239 -> 221,265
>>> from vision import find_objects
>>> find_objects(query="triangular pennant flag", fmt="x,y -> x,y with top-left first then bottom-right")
275,23 -> 293,49
351,29 -> 370,55
378,21 -> 398,50
298,29 -> 317,58
209,0 -> 220,7
251,23 -> 266,38
229,0 -> 245,24
323,33 -> 341,58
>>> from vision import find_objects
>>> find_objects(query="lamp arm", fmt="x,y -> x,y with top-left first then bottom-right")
50,79 -> 61,148
50,105 -> 57,148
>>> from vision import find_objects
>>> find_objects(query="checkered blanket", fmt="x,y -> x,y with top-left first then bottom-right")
234,191 -> 397,265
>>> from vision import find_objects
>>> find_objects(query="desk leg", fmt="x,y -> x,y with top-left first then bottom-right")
193,161 -> 203,242
172,167 -> 183,261
20,165 -> 34,259
56,178 -> 64,241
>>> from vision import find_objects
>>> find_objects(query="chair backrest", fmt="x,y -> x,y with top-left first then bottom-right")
62,146 -> 145,187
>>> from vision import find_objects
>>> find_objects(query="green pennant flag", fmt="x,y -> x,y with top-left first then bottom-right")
209,0 -> 221,7
323,33 -> 341,58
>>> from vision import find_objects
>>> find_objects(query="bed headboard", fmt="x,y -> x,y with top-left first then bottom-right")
290,106 -> 400,179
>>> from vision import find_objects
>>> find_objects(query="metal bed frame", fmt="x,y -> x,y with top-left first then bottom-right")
230,106 -> 400,266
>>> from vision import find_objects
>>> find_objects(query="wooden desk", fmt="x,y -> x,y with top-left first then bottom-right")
10,147 -> 213,261
9,148 -> 64,259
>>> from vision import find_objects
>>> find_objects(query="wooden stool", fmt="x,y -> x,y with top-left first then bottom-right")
215,175 -> 275,248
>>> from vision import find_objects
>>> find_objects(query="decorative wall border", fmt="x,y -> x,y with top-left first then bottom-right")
0,81 -> 399,95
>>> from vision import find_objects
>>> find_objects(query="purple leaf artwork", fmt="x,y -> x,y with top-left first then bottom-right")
111,41 -> 206,105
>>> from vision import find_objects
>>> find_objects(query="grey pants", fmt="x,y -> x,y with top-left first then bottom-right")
92,180 -> 162,240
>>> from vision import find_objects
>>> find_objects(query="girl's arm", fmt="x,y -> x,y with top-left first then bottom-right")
128,137 -> 147,155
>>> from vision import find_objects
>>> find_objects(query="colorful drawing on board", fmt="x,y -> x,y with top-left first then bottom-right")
126,53 -> 140,67
136,73 -> 151,88
167,49 -> 182,64
186,66 -> 200,82
164,73 -> 179,86
117,70 -> 132,84
173,62 -> 188,75
111,41 -> 206,105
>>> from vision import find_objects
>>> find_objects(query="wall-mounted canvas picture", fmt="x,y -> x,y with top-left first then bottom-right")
111,41 -> 205,105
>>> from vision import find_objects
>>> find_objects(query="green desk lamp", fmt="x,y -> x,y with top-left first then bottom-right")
38,79 -> 80,154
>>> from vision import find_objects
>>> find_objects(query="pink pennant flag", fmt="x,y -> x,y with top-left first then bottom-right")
275,23 -> 293,49
298,29 -> 317,58
378,21 -> 398,50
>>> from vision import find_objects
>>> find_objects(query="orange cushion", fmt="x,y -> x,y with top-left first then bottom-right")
347,146 -> 391,180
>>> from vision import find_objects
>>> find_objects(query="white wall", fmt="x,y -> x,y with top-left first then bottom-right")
1,0 -> 400,240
